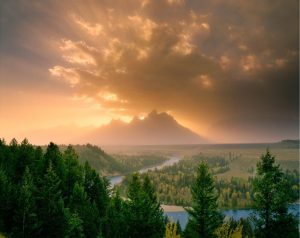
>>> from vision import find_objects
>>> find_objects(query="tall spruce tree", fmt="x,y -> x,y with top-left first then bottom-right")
125,173 -> 165,238
185,162 -> 223,238
13,167 -> 39,237
36,163 -> 66,238
64,210 -> 85,238
252,150 -> 298,238
0,167 -> 12,232
43,142 -> 65,181
69,182 -> 101,238
63,146 -> 83,200
105,189 -> 126,238
15,139 -> 35,183
83,162 -> 109,234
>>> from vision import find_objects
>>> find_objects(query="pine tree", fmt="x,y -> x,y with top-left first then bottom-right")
83,162 -> 109,234
15,139 -> 35,183
83,162 -> 109,213
31,146 -> 44,181
185,162 -> 223,238
63,146 -> 83,200
64,210 -> 85,238
0,167 -> 12,232
36,163 -> 66,238
43,142 -> 65,181
69,182 -> 101,238
252,150 -> 298,238
141,174 -> 165,237
13,167 -> 39,237
143,175 -> 157,202
125,173 -> 165,238
105,189 -> 126,238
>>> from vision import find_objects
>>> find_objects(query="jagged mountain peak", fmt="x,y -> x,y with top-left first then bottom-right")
86,110 -> 206,145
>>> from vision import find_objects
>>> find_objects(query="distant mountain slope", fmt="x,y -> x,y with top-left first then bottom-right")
57,144 -> 169,176
86,110 -> 205,145
71,144 -> 123,174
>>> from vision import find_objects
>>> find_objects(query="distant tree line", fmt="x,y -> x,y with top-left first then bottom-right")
0,139 -> 298,237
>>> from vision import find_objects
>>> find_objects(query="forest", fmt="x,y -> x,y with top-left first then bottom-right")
119,154 -> 299,209
0,139 -> 298,237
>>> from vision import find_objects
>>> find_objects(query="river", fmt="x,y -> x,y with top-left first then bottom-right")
107,157 -> 299,230
108,156 -> 181,187
166,204 -> 300,229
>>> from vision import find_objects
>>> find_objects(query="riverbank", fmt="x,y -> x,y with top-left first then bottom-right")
162,202 -> 300,212
162,204 -> 255,212
162,205 -> 186,212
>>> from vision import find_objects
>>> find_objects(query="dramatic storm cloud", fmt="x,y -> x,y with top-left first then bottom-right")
0,0 -> 298,143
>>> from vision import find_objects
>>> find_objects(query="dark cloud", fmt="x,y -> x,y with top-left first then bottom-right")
1,0 -> 298,142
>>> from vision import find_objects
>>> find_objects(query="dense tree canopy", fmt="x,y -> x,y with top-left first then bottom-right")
0,139 -> 167,238
0,139 -> 298,238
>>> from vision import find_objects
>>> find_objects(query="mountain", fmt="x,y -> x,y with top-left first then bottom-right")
85,110 -> 205,145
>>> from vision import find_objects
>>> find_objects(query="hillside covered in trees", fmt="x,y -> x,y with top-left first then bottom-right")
0,139 -> 298,237
45,144 -> 168,176
0,139 -> 168,238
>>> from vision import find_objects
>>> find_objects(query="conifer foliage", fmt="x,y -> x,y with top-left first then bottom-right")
0,139 -> 298,238
252,150 -> 298,238
185,162 -> 223,238
0,139 -> 165,238
125,174 -> 166,238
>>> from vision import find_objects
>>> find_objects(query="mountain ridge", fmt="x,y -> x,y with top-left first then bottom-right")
85,110 -> 206,145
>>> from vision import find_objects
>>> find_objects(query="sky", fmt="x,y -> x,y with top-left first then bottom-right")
0,0 -> 299,144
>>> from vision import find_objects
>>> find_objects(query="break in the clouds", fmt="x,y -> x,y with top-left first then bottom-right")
0,0 -> 298,143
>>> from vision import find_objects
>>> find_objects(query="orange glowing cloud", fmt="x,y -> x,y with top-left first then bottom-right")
0,0 -> 298,143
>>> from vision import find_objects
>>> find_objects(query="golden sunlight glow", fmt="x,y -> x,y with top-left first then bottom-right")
98,91 -> 119,102
49,66 -> 80,86
1,0 -> 298,144
73,15 -> 104,36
